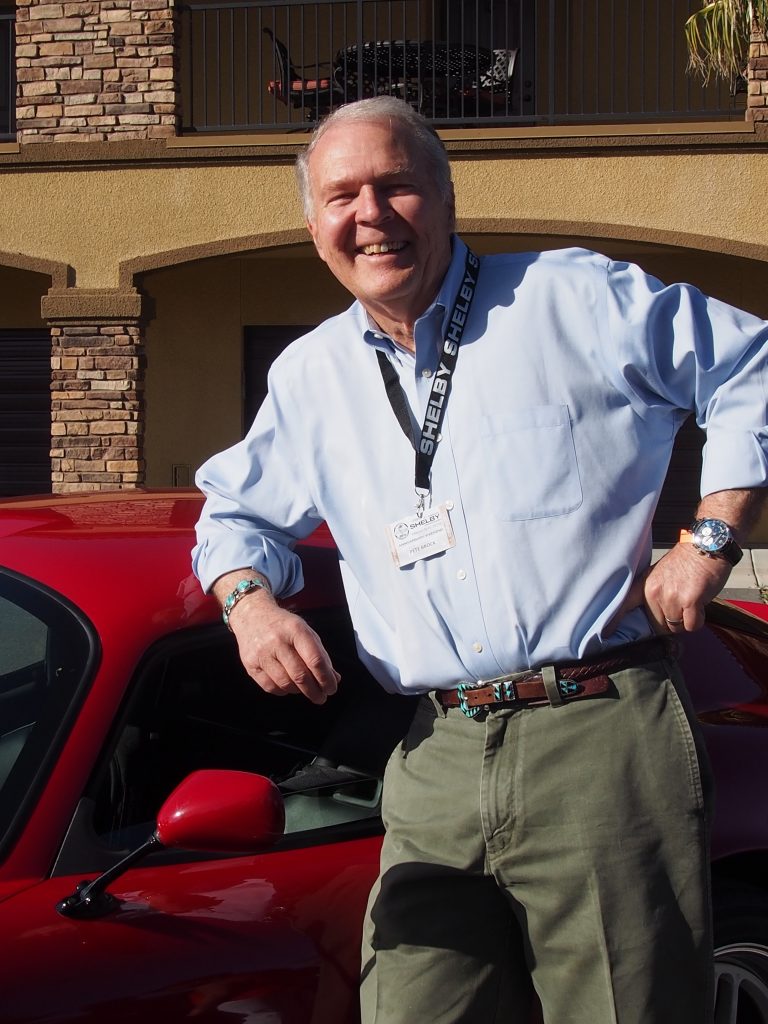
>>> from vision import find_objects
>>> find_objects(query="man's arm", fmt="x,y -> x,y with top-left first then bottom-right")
213,569 -> 340,704
617,487 -> 766,633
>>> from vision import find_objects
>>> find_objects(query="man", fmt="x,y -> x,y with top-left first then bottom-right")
193,97 -> 768,1023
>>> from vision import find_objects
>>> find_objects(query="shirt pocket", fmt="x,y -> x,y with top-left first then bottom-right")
478,405 -> 583,520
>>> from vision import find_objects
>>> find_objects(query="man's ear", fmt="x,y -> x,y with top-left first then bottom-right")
306,220 -> 327,264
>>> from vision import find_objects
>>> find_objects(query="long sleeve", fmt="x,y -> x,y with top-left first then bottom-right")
604,258 -> 768,497
192,360 -> 323,596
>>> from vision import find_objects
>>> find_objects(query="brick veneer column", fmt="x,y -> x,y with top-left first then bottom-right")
16,0 -> 178,142
50,323 -> 145,491
748,25 -> 768,123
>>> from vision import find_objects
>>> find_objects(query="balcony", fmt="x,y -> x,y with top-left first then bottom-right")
0,9 -> 15,141
179,0 -> 746,135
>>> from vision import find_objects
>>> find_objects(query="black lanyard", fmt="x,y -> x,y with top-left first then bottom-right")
376,248 -> 480,501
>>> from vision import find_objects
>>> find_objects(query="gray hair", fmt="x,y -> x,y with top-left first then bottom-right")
295,97 -> 454,222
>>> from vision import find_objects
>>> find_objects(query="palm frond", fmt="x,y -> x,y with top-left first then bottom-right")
685,0 -> 768,82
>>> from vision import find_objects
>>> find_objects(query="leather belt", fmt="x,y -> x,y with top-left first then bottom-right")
436,637 -> 671,718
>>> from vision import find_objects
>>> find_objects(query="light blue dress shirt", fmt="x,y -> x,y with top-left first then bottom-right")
193,237 -> 768,695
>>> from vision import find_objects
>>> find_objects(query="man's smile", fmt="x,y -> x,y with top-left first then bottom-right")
359,241 -> 408,256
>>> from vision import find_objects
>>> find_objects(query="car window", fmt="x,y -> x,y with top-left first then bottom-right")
86,607 -> 417,854
0,570 -> 96,858
0,593 -> 48,674
0,593 -> 47,790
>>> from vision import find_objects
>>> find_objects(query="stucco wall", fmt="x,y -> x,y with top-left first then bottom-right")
142,252 -> 350,486
1,147 -> 768,289
452,148 -> 768,263
0,162 -> 301,289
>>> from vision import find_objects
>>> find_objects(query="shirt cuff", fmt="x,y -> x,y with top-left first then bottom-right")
192,532 -> 305,597
700,428 -> 768,497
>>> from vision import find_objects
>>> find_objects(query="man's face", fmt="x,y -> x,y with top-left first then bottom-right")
306,119 -> 455,329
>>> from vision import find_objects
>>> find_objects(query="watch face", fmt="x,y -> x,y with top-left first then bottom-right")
694,518 -> 731,553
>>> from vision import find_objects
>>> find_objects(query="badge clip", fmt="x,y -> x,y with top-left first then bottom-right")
415,487 -> 430,519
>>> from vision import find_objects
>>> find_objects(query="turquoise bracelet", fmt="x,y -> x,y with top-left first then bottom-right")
221,577 -> 271,631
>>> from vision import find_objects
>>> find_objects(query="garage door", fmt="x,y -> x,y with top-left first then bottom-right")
243,325 -> 312,429
0,330 -> 51,497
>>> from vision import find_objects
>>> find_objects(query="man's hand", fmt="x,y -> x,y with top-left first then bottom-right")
614,542 -> 731,634
214,572 -> 340,704
611,487 -> 764,635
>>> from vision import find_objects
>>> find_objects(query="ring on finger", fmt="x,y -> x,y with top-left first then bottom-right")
664,617 -> 684,627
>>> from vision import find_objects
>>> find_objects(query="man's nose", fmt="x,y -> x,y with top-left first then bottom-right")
356,185 -> 392,223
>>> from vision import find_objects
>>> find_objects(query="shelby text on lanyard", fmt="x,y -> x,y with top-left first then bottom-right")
376,247 -> 480,514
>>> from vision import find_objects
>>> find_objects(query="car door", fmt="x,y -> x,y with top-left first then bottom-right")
0,607 -> 417,1024
1,834 -> 381,1023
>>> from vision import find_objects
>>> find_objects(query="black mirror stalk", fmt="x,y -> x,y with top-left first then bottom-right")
57,833 -> 163,919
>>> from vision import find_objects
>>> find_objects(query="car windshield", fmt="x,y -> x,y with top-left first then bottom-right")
0,569 -> 96,858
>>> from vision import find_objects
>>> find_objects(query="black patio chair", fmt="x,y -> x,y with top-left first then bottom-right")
263,27 -> 340,120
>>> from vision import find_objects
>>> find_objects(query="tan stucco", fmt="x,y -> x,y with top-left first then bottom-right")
0,163 -> 303,290
142,253 -> 350,486
453,149 -> 768,261
1,146 -> 768,290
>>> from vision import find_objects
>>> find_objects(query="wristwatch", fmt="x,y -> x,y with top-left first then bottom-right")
689,518 -> 743,566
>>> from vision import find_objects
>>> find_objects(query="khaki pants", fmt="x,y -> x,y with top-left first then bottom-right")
361,656 -> 714,1024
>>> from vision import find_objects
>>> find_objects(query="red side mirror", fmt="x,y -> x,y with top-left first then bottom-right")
156,769 -> 285,852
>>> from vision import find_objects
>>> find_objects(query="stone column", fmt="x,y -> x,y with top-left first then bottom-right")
748,22 -> 768,123
44,290 -> 146,492
15,0 -> 179,142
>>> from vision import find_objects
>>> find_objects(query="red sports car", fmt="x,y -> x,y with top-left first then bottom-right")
0,490 -> 767,1023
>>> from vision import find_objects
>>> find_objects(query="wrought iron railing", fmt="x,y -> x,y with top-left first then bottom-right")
179,0 -> 745,134
0,11 -> 15,140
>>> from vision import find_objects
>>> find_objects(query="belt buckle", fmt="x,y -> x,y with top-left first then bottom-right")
456,676 -> 518,719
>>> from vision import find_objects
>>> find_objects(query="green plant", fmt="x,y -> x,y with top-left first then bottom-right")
685,0 -> 768,82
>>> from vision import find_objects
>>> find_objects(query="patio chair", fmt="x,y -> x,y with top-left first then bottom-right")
263,27 -> 340,120
460,47 -> 520,113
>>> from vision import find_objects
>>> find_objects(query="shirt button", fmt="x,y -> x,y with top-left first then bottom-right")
422,368 -> 433,378
445,500 -> 454,510
457,569 -> 467,581
472,642 -> 484,653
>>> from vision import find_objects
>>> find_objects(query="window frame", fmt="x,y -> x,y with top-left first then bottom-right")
52,614 -> 417,878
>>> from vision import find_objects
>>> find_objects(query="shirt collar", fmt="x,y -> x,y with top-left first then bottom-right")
357,234 -> 469,358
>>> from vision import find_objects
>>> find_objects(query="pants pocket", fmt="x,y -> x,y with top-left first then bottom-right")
662,658 -> 714,821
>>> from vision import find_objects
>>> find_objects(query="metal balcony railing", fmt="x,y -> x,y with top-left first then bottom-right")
179,0 -> 746,134
0,11 -> 15,140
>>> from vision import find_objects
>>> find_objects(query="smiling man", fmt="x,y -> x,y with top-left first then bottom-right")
303,115 -> 454,351
193,97 -> 768,1024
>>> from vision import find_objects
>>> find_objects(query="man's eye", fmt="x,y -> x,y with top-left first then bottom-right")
386,182 -> 417,196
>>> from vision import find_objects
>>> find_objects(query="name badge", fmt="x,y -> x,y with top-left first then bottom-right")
386,503 -> 456,568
